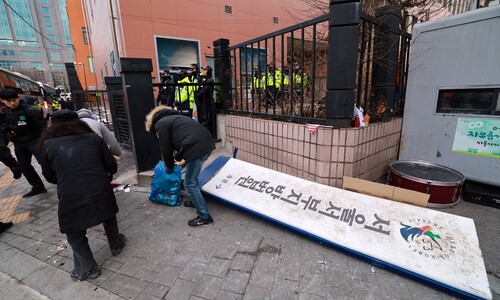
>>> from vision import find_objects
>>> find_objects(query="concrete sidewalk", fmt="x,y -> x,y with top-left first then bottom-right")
0,144 -> 498,300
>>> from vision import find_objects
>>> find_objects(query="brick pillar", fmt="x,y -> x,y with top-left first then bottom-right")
213,38 -> 231,112
120,58 -> 160,172
372,5 -> 402,111
325,0 -> 362,128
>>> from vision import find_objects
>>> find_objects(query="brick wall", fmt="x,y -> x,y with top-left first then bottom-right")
224,116 -> 402,188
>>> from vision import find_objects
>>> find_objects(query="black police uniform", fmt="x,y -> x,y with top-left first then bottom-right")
2,101 -> 47,194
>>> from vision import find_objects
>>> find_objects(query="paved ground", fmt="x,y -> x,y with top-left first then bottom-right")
0,145 -> 498,300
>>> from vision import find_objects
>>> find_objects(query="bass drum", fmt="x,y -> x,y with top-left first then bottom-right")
388,160 -> 466,208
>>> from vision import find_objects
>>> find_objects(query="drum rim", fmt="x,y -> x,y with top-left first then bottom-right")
389,159 -> 466,186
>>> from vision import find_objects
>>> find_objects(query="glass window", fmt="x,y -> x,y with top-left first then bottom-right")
46,25 -> 53,32
0,4 -> 13,40
41,0 -> 48,4
0,40 -> 15,45
273,17 -> 279,24
10,0 -> 37,42
18,41 -> 38,47
1,49 -> 15,56
88,56 -> 94,73
21,50 -> 40,57
224,5 -> 232,15
42,7 -> 50,13
82,27 -> 89,44
58,0 -> 72,46
436,88 -> 500,116
48,34 -> 55,41
49,51 -> 60,60
44,16 -> 52,23
49,44 -> 57,49
49,63 -> 65,70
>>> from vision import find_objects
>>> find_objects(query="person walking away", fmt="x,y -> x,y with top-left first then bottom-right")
0,89 -> 47,197
39,109 -> 126,281
76,108 -> 122,157
145,105 -> 215,226
195,65 -> 215,137
156,70 -> 175,107
0,106 -> 21,179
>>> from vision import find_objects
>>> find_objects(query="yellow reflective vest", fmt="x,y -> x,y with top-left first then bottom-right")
51,98 -> 60,110
176,76 -> 196,109
294,72 -> 308,86
252,76 -> 263,89
266,70 -> 282,89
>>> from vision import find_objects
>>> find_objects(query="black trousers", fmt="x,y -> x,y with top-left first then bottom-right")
0,146 -> 17,170
66,215 -> 123,276
13,142 -> 44,189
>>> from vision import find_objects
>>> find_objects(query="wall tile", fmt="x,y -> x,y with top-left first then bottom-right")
346,129 -> 356,146
318,128 -> 332,146
317,145 -> 332,161
332,129 -> 340,146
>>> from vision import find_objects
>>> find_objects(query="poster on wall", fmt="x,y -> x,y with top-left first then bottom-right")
240,47 -> 267,74
155,36 -> 200,72
452,117 -> 500,158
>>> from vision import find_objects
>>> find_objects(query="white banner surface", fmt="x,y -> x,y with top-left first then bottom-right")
201,158 -> 491,299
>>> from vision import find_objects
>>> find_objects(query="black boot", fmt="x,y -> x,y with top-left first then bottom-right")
10,165 -> 22,179
23,186 -> 47,198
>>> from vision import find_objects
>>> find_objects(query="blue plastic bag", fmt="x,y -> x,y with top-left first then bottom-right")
148,161 -> 182,206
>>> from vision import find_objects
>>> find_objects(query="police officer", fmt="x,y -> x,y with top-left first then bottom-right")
175,70 -> 193,117
0,89 -> 47,197
51,96 -> 60,111
265,64 -> 282,106
293,65 -> 308,98
156,70 -> 175,107
189,63 -> 200,84
176,64 -> 199,118
0,105 -> 21,179
195,65 -> 215,136
252,66 -> 264,105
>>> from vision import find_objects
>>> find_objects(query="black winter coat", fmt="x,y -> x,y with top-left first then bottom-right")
152,109 -> 215,172
41,132 -> 118,233
2,102 -> 46,145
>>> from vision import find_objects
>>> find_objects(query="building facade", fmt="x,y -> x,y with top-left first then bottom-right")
66,0 -> 95,90
0,0 -> 73,89
82,0 -> 309,88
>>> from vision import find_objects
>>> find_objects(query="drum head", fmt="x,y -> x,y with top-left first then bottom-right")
389,160 -> 465,184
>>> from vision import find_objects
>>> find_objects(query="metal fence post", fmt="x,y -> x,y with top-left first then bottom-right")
372,5 -> 402,111
213,38 -> 231,112
119,58 -> 160,172
103,76 -> 123,144
326,0 -> 362,128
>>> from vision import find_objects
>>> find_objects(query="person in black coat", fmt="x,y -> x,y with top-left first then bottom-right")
155,70 -> 175,107
145,106 -> 215,227
39,109 -> 125,281
0,106 -> 21,179
195,65 -> 215,137
1,89 -> 46,197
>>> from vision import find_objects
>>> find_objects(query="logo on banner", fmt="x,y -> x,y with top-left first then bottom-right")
400,220 -> 456,260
